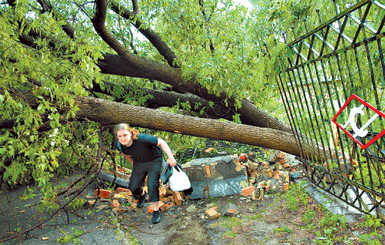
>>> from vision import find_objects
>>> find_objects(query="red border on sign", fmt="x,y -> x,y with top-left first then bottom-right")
332,94 -> 385,149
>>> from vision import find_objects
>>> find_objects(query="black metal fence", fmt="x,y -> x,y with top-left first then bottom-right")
277,0 -> 385,219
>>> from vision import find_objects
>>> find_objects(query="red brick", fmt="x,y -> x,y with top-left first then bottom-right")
239,153 -> 248,162
273,174 -> 280,180
241,186 -> 256,197
117,187 -> 130,193
112,207 -> 125,213
94,189 -> 113,199
173,192 -> 184,205
205,165 -> 212,178
204,147 -> 214,153
161,196 -> 171,203
112,199 -> 120,208
160,186 -> 167,197
205,207 -> 220,220
283,183 -> 289,191
147,201 -> 165,213
160,202 -> 175,212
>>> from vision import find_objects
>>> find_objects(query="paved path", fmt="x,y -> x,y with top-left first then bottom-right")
0,176 -> 130,245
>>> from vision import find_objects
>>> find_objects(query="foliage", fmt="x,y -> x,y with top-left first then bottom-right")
356,214 -> 383,244
302,207 -> 316,224
67,197 -> 87,211
57,227 -> 85,244
360,214 -> 383,230
19,186 -> 38,200
122,232 -> 141,245
276,182 -> 384,244
211,216 -> 245,240
285,180 -> 309,211
0,0 -> 103,199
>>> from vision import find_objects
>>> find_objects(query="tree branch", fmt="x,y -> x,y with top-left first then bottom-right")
110,1 -> 179,67
91,80 -> 233,119
92,0 -> 139,67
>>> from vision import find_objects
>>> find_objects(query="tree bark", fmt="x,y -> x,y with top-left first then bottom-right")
75,96 -> 305,157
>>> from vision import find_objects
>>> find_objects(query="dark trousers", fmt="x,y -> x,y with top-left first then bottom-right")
129,157 -> 162,202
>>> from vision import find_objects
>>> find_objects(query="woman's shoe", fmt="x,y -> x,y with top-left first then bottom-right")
136,192 -> 147,208
152,210 -> 161,224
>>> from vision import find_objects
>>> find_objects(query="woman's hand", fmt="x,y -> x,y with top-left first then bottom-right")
167,158 -> 177,167
157,138 -> 177,167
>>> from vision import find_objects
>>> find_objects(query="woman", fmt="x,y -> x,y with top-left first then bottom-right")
114,123 -> 176,224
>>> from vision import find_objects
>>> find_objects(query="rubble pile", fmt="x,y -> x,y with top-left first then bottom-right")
92,150 -> 304,220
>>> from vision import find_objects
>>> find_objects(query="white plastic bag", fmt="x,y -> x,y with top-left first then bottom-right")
169,165 -> 191,192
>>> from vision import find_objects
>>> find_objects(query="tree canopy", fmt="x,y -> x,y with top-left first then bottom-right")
0,0 -> 347,191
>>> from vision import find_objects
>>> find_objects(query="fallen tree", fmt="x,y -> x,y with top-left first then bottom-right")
76,96 -> 298,153
1,0 -> 325,189
75,96 -> 327,161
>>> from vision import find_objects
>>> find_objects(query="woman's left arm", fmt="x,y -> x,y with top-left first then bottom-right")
157,138 -> 177,166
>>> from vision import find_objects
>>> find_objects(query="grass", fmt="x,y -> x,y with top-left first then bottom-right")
209,181 -> 385,244
277,182 -> 384,244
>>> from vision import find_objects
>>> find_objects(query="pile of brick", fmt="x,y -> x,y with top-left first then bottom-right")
92,150 -> 303,220
237,150 -> 303,201
198,151 -> 303,220
89,185 -> 185,214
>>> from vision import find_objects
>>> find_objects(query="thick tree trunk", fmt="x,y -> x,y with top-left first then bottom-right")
75,96 -> 311,158
3,87 -> 326,161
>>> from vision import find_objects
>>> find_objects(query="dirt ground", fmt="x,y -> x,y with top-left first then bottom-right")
114,187 -> 383,245
1,175 -> 384,245
117,194 -> 286,245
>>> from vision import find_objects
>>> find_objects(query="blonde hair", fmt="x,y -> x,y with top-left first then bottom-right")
114,123 -> 140,140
